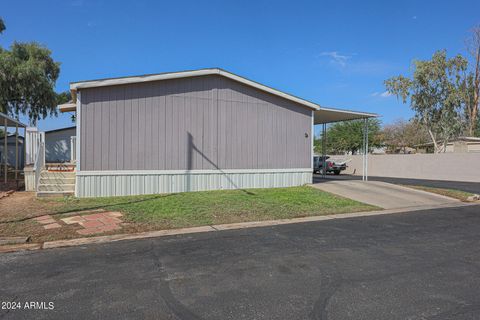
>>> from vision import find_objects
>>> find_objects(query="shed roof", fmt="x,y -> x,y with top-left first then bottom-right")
65,68 -> 377,124
45,126 -> 76,134
0,112 -> 27,128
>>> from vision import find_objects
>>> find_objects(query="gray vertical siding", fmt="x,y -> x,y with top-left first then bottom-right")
76,170 -> 313,197
80,75 -> 312,171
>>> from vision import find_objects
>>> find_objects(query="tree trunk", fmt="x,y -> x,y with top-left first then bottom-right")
441,140 -> 448,153
427,129 -> 440,153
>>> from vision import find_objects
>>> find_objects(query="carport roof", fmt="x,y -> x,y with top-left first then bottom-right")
314,107 -> 378,124
0,112 -> 27,128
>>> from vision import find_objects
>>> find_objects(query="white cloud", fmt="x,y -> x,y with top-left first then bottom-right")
318,51 -> 353,67
316,51 -> 398,76
371,91 -> 392,98
380,91 -> 392,97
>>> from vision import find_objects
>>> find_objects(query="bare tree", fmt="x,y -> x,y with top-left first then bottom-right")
382,119 -> 429,153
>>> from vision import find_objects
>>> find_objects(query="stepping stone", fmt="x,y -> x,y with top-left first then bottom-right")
34,216 -> 57,225
98,216 -> 122,224
82,220 -> 104,228
44,223 -> 62,230
104,212 -> 123,218
61,216 -> 86,224
84,213 -> 107,221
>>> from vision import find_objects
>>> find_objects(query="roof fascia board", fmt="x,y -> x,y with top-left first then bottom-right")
216,70 -> 320,110
45,126 -> 77,134
70,69 -> 216,90
70,69 -> 321,111
316,106 -> 378,118
58,103 -> 77,113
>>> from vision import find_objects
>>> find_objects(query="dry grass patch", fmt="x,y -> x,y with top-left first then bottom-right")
402,185 -> 476,202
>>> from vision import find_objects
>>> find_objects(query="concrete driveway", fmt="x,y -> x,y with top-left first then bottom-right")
311,180 -> 460,209
1,205 -> 480,319
313,174 -> 480,194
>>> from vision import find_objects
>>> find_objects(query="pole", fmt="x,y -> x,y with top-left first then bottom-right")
324,123 -> 328,178
322,123 -> 326,179
4,118 -> 7,183
15,124 -> 18,181
23,127 -> 27,167
362,118 -> 366,181
365,118 -> 369,181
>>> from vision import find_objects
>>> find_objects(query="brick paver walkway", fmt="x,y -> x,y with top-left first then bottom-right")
61,212 -> 123,235
34,215 -> 62,229
33,212 -> 124,235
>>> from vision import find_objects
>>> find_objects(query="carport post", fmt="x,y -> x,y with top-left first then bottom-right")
322,123 -> 327,178
15,123 -> 18,181
365,119 -> 369,181
362,118 -> 369,181
3,118 -> 7,183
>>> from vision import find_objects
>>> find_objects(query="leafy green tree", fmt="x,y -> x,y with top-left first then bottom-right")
0,18 -> 62,125
465,25 -> 480,136
56,91 -> 71,105
385,50 -> 467,153
0,18 -> 5,34
315,119 -> 382,155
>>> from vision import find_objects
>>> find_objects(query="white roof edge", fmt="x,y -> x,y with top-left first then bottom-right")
70,68 -> 321,111
315,106 -> 378,118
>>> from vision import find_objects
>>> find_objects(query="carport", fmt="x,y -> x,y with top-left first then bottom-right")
0,112 -> 27,185
313,107 -> 378,181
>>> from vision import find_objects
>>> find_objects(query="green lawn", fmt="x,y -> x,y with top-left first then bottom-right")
52,186 -> 377,229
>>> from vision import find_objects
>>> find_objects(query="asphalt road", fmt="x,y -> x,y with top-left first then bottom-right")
313,174 -> 480,194
1,204 -> 480,320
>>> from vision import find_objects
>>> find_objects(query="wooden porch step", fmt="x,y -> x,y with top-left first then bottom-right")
39,177 -> 76,184
36,191 -> 74,198
37,184 -> 75,192
36,168 -> 76,197
40,171 -> 76,179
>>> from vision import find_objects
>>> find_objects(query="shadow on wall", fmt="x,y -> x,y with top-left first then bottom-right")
45,140 -> 70,163
187,132 -> 255,195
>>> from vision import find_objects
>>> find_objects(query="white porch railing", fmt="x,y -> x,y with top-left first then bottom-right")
25,128 -> 45,165
70,136 -> 77,163
33,141 -> 45,191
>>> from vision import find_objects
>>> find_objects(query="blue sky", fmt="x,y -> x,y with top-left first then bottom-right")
1,0 -> 479,134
